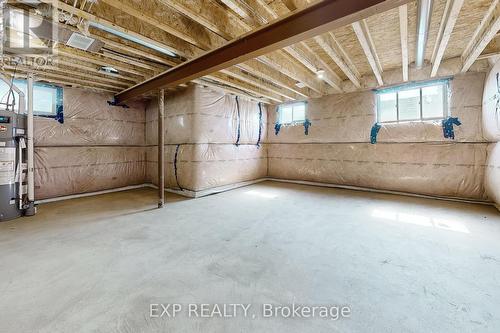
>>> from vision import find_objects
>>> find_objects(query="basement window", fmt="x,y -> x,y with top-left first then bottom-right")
0,79 -> 63,117
376,80 -> 449,123
278,101 -> 306,125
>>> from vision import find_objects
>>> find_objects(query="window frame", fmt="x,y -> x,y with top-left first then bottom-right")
0,79 -> 63,118
376,81 -> 449,124
278,101 -> 307,125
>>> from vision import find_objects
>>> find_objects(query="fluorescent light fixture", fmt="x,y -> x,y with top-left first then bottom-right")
89,22 -> 177,58
100,66 -> 119,74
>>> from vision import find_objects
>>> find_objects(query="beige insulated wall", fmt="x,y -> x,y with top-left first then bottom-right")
146,84 -> 267,195
482,61 -> 500,209
268,72 -> 489,200
35,88 -> 147,200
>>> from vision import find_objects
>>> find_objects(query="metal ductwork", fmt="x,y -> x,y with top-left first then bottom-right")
416,0 -> 433,69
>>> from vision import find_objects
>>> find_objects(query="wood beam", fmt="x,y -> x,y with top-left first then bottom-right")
193,79 -> 270,104
220,68 -> 298,100
56,0 -> 311,100
352,20 -> 384,86
462,0 -> 500,72
220,0 -> 258,26
158,0 -> 247,40
462,0 -> 499,63
98,0 -> 213,50
116,0 -> 409,102
93,31 -> 178,66
56,58 -> 139,83
101,50 -> 164,72
3,69 -> 119,93
313,34 -> 361,88
41,0 -> 195,58
206,73 -> 284,103
116,0 -> 411,102
4,66 -> 123,91
399,4 -> 408,81
237,60 -> 309,98
239,0 -> 333,94
157,0 -> 314,98
430,0 -> 464,77
298,42 -> 343,92
56,46 -> 148,78
42,63 -> 131,87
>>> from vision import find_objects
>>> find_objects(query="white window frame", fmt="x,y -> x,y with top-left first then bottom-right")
0,79 -> 62,116
278,101 -> 307,125
376,81 -> 449,123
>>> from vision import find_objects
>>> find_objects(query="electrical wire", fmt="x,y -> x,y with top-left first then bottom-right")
1,62 -> 18,112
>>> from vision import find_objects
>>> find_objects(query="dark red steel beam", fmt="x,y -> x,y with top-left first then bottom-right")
115,0 -> 410,103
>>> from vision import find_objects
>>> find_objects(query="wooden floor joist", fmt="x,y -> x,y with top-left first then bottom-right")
115,0 -> 410,103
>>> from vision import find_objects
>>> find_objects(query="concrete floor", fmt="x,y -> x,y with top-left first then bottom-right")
1,181 -> 500,332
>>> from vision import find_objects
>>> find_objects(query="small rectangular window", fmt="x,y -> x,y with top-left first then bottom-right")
376,81 -> 448,123
278,101 -> 307,125
0,79 -> 63,116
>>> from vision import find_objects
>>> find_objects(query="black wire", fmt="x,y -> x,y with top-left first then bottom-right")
4,62 -> 19,112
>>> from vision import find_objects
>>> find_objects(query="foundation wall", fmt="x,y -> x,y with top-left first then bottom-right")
267,72 -> 489,200
145,84 -> 268,195
483,61 -> 500,209
34,88 -> 147,200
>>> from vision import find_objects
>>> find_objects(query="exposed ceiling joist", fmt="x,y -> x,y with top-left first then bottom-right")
158,0 -> 246,40
313,34 -> 361,88
115,0 -> 411,103
101,50 -> 165,72
237,61 -> 309,98
220,68 -> 297,100
461,0 -> 500,72
94,33 -> 178,66
218,0 -> 326,95
57,47 -> 148,78
56,58 -> 139,83
430,0 -> 464,77
299,42 -> 343,92
41,0 -> 189,58
157,0 -> 315,97
3,69 -> 119,93
265,0 -> 347,92
399,4 -> 408,81
352,20 -> 383,86
4,65 -> 123,91
206,72 -> 284,103
193,79 -> 270,104
47,0 -> 293,102
99,0 -> 209,49
259,52 -> 325,94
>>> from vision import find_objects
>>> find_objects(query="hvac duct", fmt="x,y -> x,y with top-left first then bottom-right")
416,0 -> 433,69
